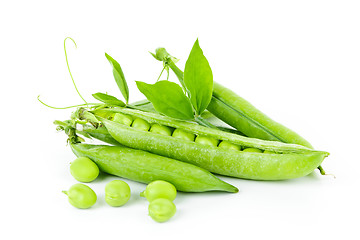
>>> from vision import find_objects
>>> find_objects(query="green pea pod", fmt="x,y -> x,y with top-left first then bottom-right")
70,143 -> 238,193
153,49 -> 325,173
95,108 -> 329,180
81,125 -> 120,146
207,82 -> 313,148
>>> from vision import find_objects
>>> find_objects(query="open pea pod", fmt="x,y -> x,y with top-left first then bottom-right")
91,108 -> 329,180
70,143 -> 238,193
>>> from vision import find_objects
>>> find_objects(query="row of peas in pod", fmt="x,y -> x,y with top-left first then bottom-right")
112,113 -> 274,154
63,156 -> 177,222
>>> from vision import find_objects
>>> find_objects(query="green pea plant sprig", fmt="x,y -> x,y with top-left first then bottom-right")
137,39 -> 216,127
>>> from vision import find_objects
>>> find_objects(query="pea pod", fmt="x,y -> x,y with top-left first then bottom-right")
154,49 -> 319,148
70,143 -> 238,193
92,108 -> 329,180
152,48 -> 325,173
207,82 -> 313,148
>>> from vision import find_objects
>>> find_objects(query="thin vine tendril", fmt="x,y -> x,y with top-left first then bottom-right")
64,37 -> 88,105
37,95 -> 99,110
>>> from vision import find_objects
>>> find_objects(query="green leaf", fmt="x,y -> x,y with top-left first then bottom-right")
149,51 -> 161,61
136,81 -> 194,120
105,53 -> 129,104
184,39 -> 213,116
92,92 -> 125,107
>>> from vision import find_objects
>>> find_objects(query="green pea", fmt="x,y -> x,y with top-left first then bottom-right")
218,141 -> 241,151
195,135 -> 219,147
62,183 -> 97,209
150,124 -> 172,136
243,148 -> 263,153
172,129 -> 195,142
113,113 -> 133,126
105,180 -> 131,207
263,150 -> 274,154
148,198 -> 176,223
70,157 -> 99,183
140,180 -> 177,202
132,118 -> 151,131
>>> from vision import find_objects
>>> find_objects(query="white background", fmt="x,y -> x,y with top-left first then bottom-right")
1,1 -> 359,239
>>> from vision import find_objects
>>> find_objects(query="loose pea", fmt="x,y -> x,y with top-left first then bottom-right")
105,180 -> 131,207
148,198 -> 176,223
150,124 -> 173,136
218,141 -> 241,151
140,180 -> 177,202
62,183 -> 97,209
195,135 -> 219,147
243,148 -> 263,153
113,113 -> 133,126
172,129 -> 195,142
132,118 -> 151,131
70,157 -> 99,183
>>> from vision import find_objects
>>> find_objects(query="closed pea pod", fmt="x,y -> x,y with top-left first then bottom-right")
207,82 -> 314,148
70,142 -> 238,193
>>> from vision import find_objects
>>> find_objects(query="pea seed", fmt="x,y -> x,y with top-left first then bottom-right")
132,118 -> 151,131
172,129 -> 195,141
70,157 -> 99,183
150,124 -> 173,136
263,150 -> 274,154
148,198 -> 176,223
105,180 -> 131,207
218,141 -> 241,151
195,135 -> 219,147
113,113 -> 133,126
140,180 -> 177,202
243,148 -> 263,153
62,183 -> 97,209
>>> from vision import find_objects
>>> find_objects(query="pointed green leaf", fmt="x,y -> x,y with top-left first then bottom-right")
105,53 -> 129,104
92,92 -> 125,107
136,81 -> 194,120
184,39 -> 213,116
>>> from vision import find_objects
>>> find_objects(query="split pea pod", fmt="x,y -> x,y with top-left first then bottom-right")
91,108 -> 329,180
70,143 -> 238,193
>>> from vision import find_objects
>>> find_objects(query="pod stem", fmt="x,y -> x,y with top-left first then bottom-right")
62,190 -> 68,195
139,191 -> 145,198
195,116 -> 218,130
318,166 -> 326,175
